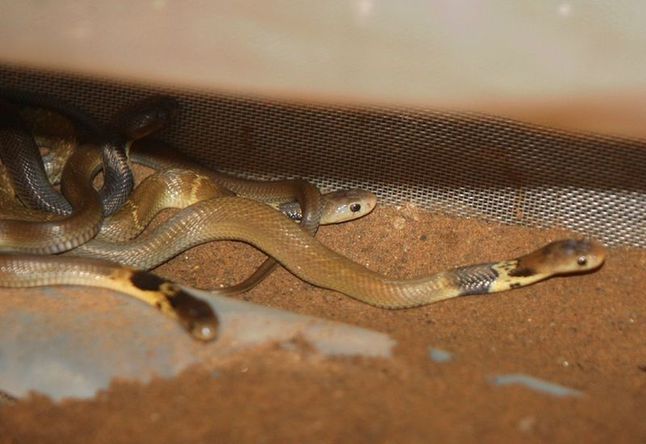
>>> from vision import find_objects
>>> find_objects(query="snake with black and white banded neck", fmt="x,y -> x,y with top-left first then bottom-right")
70,195 -> 605,308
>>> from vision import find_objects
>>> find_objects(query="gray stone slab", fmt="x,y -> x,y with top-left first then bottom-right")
0,286 -> 395,401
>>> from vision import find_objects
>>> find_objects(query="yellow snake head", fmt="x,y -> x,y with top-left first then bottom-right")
276,189 -> 377,224
321,189 -> 377,224
512,239 -> 606,278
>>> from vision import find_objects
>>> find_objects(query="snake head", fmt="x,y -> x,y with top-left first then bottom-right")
513,239 -> 606,277
162,284 -> 219,342
112,95 -> 180,141
320,189 -> 378,224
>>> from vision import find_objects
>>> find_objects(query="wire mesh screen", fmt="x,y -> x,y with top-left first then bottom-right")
1,65 -> 644,247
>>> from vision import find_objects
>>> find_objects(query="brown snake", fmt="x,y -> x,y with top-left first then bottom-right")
0,253 -> 218,341
70,195 -> 606,308
96,168 -> 376,242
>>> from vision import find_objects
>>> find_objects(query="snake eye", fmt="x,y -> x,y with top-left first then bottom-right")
577,256 -> 588,266
350,203 -> 361,213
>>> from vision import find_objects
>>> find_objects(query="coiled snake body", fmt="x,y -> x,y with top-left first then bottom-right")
0,97 -> 379,339
0,90 -> 179,216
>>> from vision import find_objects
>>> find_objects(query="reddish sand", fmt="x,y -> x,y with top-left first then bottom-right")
1,204 -> 644,443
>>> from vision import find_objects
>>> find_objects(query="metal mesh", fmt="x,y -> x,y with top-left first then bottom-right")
1,65 -> 644,247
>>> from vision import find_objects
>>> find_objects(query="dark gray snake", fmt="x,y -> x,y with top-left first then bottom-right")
0,89 -> 177,216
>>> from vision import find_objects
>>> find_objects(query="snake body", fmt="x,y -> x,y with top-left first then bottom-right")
130,138 -> 332,289
0,89 -> 129,215
0,97 -> 181,253
97,168 -> 233,242
0,107 -> 77,222
23,107 -> 77,186
131,139 -> 324,210
0,100 -> 74,215
0,144 -> 103,254
0,152 -> 226,340
0,92 -> 178,216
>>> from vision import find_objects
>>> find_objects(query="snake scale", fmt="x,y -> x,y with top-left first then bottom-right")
0,94 -> 607,345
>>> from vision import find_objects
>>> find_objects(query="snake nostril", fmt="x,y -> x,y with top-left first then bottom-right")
350,203 -> 361,213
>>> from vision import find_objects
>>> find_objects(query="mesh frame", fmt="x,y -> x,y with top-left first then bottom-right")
1,65 -> 644,247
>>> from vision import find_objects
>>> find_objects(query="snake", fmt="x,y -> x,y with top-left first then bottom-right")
0,97 -> 180,253
0,253 -> 218,341
95,167 -> 376,294
0,141 -> 105,253
96,168 -> 376,243
69,195 -> 606,307
0,91 -> 178,216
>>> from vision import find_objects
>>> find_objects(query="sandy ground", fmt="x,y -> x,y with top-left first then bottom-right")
0,203 -> 644,443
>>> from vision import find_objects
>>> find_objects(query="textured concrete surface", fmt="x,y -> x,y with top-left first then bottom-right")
0,285 -> 395,401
